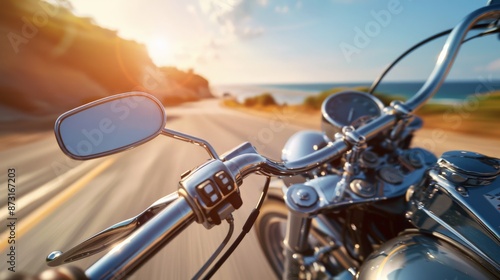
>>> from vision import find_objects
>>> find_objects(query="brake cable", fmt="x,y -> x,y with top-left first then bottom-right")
368,22 -> 497,95
200,176 -> 271,280
192,216 -> 235,279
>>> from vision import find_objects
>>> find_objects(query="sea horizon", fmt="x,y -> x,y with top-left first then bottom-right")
212,80 -> 500,105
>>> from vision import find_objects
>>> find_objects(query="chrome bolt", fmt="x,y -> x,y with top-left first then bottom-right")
297,189 -> 310,200
405,211 -> 413,220
290,185 -> 318,208
456,186 -> 469,197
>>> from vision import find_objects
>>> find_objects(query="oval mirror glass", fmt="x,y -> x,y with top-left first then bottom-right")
55,92 -> 166,160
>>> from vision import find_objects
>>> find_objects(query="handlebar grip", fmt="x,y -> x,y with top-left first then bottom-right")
85,195 -> 195,280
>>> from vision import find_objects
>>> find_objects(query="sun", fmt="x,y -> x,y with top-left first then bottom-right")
146,37 -> 171,66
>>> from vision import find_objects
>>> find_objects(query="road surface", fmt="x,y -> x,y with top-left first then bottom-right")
0,99 -> 304,279
0,99 -> 498,279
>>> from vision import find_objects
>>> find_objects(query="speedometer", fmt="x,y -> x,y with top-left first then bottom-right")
321,90 -> 384,139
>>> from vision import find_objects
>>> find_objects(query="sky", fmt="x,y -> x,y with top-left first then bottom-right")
65,0 -> 500,84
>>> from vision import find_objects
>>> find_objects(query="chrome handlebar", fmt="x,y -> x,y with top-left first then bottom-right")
227,4 -> 500,179
84,4 -> 500,279
405,4 -> 500,111
85,195 -> 195,279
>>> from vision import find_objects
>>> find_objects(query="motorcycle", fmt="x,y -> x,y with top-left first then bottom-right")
41,2 -> 500,280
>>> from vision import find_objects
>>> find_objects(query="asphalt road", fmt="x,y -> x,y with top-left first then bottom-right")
0,99 -> 498,279
0,99 -> 305,279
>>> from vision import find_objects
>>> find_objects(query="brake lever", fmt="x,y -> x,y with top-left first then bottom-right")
46,192 -> 179,266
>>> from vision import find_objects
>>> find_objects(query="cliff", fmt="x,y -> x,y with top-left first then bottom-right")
0,0 -> 212,121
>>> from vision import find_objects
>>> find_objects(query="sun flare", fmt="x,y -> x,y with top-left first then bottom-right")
146,37 -> 171,66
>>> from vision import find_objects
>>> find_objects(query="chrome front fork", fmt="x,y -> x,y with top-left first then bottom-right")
282,183 -> 358,280
283,184 -> 318,280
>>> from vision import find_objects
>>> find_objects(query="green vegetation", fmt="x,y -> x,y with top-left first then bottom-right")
238,87 -> 414,110
301,86 -> 408,109
243,92 -> 278,107
418,91 -> 500,138
463,91 -> 500,120
297,86 -> 475,117
238,87 -> 500,121
230,87 -> 500,138
303,87 -> 347,109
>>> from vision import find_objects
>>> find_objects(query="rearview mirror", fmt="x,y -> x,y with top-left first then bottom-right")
55,92 -> 166,160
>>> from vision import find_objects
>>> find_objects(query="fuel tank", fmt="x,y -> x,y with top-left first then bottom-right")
357,232 -> 497,279
364,150 -> 500,279
406,150 -> 500,274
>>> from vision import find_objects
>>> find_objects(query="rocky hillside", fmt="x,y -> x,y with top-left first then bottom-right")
0,0 -> 211,121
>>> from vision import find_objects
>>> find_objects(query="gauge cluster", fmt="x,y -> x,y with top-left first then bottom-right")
321,90 -> 384,139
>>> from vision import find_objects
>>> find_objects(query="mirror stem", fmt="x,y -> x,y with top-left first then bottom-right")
161,128 -> 219,160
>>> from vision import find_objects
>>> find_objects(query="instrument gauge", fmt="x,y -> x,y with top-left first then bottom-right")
321,90 -> 384,139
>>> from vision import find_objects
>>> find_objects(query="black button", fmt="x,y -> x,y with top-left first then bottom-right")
215,171 -> 234,195
197,180 -> 221,207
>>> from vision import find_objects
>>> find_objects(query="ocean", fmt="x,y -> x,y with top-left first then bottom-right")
212,81 -> 500,105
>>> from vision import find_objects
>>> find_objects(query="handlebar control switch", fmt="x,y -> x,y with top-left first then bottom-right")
215,171 -> 234,195
179,159 -> 242,229
197,180 -> 222,207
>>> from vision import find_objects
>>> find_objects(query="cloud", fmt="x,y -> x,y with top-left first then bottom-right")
275,5 -> 289,14
239,26 -> 264,38
182,0 -> 268,67
474,58 -> 500,73
486,58 -> 500,71
257,0 -> 268,6
198,0 -> 265,40
186,4 -> 197,15
173,38 -> 222,66
268,20 -> 318,32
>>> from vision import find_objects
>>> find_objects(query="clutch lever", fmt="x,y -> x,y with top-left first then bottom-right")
46,192 -> 179,266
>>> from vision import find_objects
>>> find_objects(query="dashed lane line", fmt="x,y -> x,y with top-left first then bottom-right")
0,157 -> 116,252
